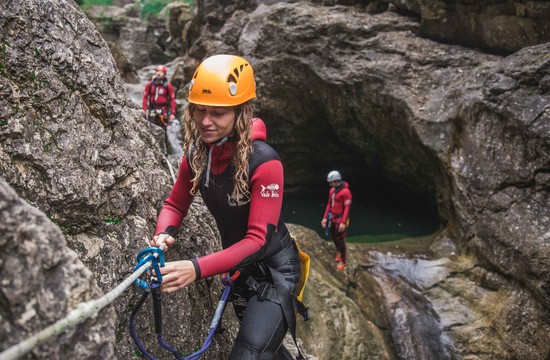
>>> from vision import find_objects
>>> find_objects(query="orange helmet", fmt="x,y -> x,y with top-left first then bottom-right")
188,54 -> 256,106
155,65 -> 167,73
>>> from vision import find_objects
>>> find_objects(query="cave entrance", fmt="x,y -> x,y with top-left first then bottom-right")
282,167 -> 441,244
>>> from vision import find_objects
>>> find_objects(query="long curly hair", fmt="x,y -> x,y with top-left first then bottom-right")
183,102 -> 254,204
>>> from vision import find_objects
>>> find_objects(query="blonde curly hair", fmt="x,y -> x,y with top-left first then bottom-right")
183,102 -> 254,204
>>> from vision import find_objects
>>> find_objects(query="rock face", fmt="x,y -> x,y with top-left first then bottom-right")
2,0 -> 550,359
290,225 -> 395,360
84,2 -> 194,75
0,179 -> 115,359
0,1 -> 238,359
416,0 -> 550,53
174,0 -> 550,358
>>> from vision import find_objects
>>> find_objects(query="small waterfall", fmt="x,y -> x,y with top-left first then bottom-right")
165,119 -> 183,157
365,252 -> 458,359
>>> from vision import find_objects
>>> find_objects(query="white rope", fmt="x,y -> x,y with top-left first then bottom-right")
164,156 -> 177,184
0,245 -> 165,360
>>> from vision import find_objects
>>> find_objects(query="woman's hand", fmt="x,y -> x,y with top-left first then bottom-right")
159,260 -> 197,292
338,223 -> 346,233
321,218 -> 327,228
151,233 -> 175,250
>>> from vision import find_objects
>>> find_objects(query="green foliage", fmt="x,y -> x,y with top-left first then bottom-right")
78,0 -> 113,8
78,0 -> 196,21
139,0 -> 171,19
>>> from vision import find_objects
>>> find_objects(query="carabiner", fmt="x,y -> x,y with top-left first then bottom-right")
134,247 -> 165,290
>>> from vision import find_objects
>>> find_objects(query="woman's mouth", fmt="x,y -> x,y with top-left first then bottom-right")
200,128 -> 216,135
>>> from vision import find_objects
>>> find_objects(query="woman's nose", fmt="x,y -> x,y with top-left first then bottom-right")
200,111 -> 213,125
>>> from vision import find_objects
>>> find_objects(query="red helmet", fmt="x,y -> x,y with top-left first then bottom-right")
155,65 -> 167,73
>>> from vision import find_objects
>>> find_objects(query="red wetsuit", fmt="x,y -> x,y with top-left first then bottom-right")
323,181 -> 352,263
155,118 -> 305,359
155,118 -> 290,279
142,77 -> 176,128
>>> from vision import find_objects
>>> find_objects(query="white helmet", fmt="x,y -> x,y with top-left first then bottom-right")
327,170 -> 342,182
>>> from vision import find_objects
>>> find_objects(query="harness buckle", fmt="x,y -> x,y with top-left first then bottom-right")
246,277 -> 271,301
222,270 -> 240,286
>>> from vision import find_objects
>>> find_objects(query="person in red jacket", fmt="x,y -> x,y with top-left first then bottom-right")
142,65 -> 176,129
321,170 -> 352,271
150,55 -> 307,359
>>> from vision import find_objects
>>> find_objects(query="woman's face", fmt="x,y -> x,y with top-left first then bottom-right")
193,105 -> 236,143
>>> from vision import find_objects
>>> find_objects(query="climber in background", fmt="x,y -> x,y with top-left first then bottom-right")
142,65 -> 176,129
321,170 -> 352,271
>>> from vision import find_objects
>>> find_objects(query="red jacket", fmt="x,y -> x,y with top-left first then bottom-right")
142,78 -> 176,115
323,181 -> 352,224
154,118 -> 287,279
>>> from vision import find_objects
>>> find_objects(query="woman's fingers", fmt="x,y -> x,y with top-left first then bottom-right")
150,234 -> 175,249
157,260 -> 197,293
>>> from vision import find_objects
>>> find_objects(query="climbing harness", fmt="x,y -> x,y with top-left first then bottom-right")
129,247 -> 239,360
148,108 -> 170,128
240,264 -> 308,360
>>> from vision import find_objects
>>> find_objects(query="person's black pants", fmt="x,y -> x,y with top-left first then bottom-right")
229,241 -> 300,360
330,223 -> 347,263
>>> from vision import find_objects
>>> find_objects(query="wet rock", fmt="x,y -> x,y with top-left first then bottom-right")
289,225 -> 395,360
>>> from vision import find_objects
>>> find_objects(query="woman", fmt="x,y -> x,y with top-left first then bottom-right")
150,54 -> 306,360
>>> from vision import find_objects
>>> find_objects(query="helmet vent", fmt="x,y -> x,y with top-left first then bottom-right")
227,74 -> 238,96
228,82 -> 238,96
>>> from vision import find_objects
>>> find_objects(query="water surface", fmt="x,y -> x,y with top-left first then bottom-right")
282,192 -> 440,243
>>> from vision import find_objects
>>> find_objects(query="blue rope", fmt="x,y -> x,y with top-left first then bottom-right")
129,253 -> 235,360
129,291 -> 158,360
183,283 -> 233,359
157,333 -> 183,359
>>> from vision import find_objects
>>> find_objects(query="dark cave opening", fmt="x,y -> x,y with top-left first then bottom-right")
280,147 -> 441,242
